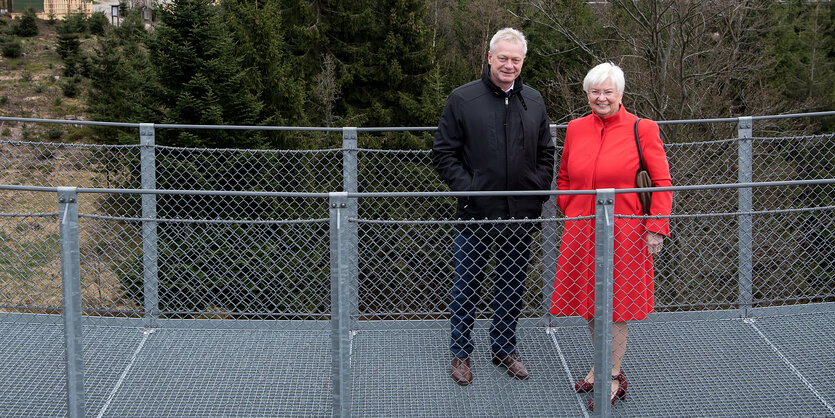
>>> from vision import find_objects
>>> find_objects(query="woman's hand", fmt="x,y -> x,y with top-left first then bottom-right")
646,232 -> 664,255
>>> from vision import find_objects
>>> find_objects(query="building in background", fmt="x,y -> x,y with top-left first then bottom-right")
6,0 -> 92,18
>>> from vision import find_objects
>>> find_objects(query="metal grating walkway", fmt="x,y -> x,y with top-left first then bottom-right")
2,306 -> 834,417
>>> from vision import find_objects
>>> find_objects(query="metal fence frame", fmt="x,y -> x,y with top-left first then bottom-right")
2,111 -> 835,417
11,179 -> 831,417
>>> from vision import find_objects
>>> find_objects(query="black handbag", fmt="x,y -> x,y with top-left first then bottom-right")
634,118 -> 652,215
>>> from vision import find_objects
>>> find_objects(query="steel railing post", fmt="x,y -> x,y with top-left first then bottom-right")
329,192 -> 352,418
140,123 -> 159,328
58,187 -> 85,418
541,125 -> 558,315
342,128 -> 359,331
592,189 -> 615,418
737,117 -> 753,316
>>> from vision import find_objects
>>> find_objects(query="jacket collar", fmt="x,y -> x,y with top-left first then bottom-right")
482,65 -> 525,97
594,103 -> 629,125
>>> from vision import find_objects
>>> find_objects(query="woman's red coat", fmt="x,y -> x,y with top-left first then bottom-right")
550,106 -> 673,321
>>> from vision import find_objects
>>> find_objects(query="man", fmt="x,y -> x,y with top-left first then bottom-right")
432,27 -> 555,386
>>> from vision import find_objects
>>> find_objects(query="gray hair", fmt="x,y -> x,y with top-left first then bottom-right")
489,28 -> 528,56
583,62 -> 625,94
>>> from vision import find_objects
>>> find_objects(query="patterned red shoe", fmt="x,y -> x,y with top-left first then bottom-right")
587,375 -> 626,411
575,368 -> 625,393
574,378 -> 593,393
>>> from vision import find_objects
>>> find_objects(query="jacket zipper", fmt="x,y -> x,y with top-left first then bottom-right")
504,96 -> 509,129
504,95 -> 510,213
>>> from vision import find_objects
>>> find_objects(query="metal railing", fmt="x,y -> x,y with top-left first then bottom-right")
1,112 -> 834,417
4,182 -> 833,417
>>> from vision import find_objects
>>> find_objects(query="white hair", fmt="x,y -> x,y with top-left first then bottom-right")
583,62 -> 625,94
489,28 -> 527,56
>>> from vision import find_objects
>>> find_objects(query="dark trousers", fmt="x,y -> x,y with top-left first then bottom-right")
449,229 -> 532,358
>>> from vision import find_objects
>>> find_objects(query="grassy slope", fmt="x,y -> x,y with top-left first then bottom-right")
1,16 -> 136,313
0,15 -> 92,142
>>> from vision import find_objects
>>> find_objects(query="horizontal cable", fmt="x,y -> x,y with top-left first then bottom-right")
618,205 -> 835,220
0,184 -> 331,198
1,139 -> 142,148
78,213 -> 328,225
0,179 -> 832,199
351,215 -> 595,225
0,212 -> 58,218
4,110 -> 835,130
154,144 -> 341,154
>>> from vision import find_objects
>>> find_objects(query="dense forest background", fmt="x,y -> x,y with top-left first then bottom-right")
3,0 -> 834,148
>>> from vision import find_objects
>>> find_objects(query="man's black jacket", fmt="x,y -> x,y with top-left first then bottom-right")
432,65 -> 555,222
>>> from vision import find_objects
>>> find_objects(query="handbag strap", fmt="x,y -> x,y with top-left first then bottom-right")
634,118 -> 647,171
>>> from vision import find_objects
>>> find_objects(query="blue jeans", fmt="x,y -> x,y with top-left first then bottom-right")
450,229 -> 532,358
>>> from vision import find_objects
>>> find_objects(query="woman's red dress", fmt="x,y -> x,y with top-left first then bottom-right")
550,106 -> 673,321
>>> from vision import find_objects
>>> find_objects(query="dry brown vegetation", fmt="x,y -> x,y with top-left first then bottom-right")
0,144 -> 140,314
0,16 -> 93,141
1,17 -> 139,313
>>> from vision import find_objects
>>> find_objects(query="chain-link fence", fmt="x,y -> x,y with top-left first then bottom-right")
0,114 -> 834,417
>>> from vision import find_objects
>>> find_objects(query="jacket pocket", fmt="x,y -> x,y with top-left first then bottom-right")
468,170 -> 480,191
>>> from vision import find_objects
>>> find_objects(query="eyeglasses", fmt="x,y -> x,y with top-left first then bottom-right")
588,89 -> 617,98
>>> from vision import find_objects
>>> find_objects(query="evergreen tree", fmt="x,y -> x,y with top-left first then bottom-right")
767,1 -> 834,116
147,0 -> 264,148
56,13 -> 93,78
279,0 -> 346,128
825,1 -> 835,132
281,0 -> 438,128
56,31 -> 80,60
331,0 -> 436,127
58,11 -> 88,35
380,0 -> 442,127
13,9 -> 39,37
278,0 -> 329,91
89,11 -> 109,36
57,32 -> 84,77
219,0 -> 308,133
86,11 -> 159,144
1,37 -> 22,58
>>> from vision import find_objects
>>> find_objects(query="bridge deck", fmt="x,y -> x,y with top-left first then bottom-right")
1,306 -> 834,417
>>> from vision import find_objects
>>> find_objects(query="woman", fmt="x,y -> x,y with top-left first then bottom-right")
550,62 -> 672,410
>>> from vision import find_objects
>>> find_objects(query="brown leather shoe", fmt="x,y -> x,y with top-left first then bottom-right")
451,357 -> 472,385
491,353 -> 529,380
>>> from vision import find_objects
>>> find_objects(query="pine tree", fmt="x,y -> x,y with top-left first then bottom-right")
328,0 -> 436,127
55,32 -> 80,60
88,11 -> 109,36
279,0 -> 346,128
86,11 -> 159,143
55,12 -> 94,78
281,0 -> 437,128
219,0 -> 308,132
767,1 -> 834,112
148,0 -> 264,148
13,9 -> 39,37
58,11 -> 88,35
279,0 -> 330,91
824,1 -> 835,132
